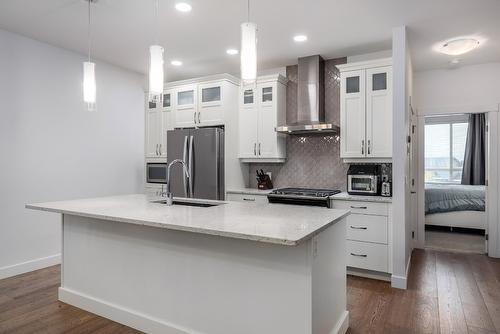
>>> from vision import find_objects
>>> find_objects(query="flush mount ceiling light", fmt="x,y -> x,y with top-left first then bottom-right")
171,60 -> 183,66
148,0 -> 164,103
83,0 -> 96,111
226,48 -> 239,55
437,38 -> 481,55
175,2 -> 192,12
293,34 -> 308,42
241,0 -> 257,85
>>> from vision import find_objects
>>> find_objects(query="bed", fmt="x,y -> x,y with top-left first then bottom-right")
425,183 -> 486,230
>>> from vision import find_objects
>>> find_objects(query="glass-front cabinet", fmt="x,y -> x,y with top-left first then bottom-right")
174,85 -> 197,128
197,83 -> 224,126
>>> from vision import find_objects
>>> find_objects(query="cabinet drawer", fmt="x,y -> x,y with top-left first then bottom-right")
332,200 -> 388,216
226,193 -> 268,205
347,240 -> 388,272
346,214 -> 388,244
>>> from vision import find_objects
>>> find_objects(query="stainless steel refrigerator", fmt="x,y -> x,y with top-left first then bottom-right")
166,127 -> 225,200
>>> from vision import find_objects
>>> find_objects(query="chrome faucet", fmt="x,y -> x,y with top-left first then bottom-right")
161,159 -> 190,206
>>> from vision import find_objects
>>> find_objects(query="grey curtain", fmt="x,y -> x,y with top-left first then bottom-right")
461,113 -> 486,185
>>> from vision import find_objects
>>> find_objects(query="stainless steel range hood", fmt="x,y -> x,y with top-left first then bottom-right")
276,55 -> 340,135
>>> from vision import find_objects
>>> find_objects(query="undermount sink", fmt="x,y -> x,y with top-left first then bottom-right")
152,199 -> 224,207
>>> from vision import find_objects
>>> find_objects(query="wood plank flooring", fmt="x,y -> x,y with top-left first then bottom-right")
0,249 -> 499,333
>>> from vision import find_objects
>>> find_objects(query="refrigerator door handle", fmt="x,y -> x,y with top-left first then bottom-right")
188,135 -> 194,197
182,136 -> 188,197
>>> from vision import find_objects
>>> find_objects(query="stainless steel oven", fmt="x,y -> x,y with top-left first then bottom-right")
347,165 -> 380,195
146,163 -> 167,184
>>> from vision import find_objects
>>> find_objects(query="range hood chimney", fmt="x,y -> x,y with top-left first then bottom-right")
276,55 -> 340,135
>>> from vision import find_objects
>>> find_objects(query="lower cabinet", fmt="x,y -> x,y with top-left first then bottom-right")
331,200 -> 392,275
226,192 -> 269,205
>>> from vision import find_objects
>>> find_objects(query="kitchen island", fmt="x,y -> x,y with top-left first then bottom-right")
27,194 -> 350,334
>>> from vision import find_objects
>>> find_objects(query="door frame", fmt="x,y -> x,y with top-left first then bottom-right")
415,106 -> 500,257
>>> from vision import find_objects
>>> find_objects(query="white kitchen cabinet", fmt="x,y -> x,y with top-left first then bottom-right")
145,91 -> 173,158
226,192 -> 269,205
238,74 -> 287,163
174,85 -> 197,128
198,83 -> 224,126
338,59 -> 392,160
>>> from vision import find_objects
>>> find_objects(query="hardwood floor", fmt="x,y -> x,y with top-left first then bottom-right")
0,249 -> 499,333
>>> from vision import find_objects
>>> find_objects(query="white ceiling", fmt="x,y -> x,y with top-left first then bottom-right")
1,0 -> 499,81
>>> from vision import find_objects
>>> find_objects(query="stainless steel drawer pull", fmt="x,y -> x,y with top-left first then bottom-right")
350,253 -> 368,257
350,206 -> 367,209
350,226 -> 368,230
197,112 -> 201,124
254,143 -> 257,155
243,198 -> 256,201
361,140 -> 364,155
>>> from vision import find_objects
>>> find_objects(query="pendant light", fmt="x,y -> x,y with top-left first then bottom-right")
148,0 -> 164,103
83,0 -> 96,111
241,0 -> 257,85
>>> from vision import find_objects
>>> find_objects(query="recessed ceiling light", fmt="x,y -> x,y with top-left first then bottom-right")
293,35 -> 308,42
437,38 -> 480,55
175,2 -> 192,12
226,49 -> 239,55
171,60 -> 183,66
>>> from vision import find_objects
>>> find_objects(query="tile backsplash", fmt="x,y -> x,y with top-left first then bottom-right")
249,135 -> 350,190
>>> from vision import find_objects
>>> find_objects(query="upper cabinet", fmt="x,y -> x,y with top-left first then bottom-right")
145,90 -> 174,159
238,75 -> 287,163
338,58 -> 392,160
170,74 -> 240,128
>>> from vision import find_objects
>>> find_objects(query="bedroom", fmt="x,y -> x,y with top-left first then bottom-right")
424,113 -> 486,253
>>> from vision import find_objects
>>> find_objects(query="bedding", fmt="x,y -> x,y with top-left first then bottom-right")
425,183 -> 485,215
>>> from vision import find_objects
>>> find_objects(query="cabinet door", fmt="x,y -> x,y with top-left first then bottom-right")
238,88 -> 259,158
366,66 -> 392,158
145,100 -> 161,158
174,86 -> 197,128
159,91 -> 174,157
198,83 -> 224,126
257,84 -> 278,157
340,70 -> 366,158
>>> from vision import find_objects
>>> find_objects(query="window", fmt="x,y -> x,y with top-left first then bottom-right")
425,116 -> 468,184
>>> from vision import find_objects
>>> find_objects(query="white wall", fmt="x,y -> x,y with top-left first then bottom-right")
391,26 -> 413,289
414,62 -> 500,115
0,29 -> 145,278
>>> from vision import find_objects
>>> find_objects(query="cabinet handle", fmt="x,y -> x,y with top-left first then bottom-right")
254,143 -> 257,156
193,112 -> 196,124
258,143 -> 261,155
350,253 -> 368,258
361,140 -> 365,155
243,198 -> 256,201
155,144 -> 159,156
367,140 -> 371,155
350,226 -> 368,230
197,112 -> 201,124
350,206 -> 367,209
159,144 -> 162,155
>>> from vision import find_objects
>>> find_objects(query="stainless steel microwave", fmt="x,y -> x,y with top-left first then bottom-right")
146,163 -> 167,184
347,165 -> 380,195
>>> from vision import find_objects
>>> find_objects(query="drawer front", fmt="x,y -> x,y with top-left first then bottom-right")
346,214 -> 388,244
332,200 -> 388,216
347,240 -> 388,272
226,193 -> 268,205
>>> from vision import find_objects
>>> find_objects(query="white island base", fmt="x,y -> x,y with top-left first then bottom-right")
59,214 -> 348,334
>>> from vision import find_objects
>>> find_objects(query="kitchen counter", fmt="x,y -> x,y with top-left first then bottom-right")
26,194 -> 349,334
331,192 -> 392,203
27,194 -> 348,246
226,187 -> 273,195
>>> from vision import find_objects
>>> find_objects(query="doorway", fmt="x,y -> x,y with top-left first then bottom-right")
418,113 -> 488,254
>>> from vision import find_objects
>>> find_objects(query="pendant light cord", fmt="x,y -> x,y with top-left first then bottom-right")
154,0 -> 159,44
247,0 -> 250,22
87,0 -> 91,62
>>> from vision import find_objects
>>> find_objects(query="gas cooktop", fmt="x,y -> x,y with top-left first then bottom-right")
267,188 -> 341,207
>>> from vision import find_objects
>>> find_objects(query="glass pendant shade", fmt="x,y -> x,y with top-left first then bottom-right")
240,22 -> 257,85
83,61 -> 96,111
149,45 -> 164,103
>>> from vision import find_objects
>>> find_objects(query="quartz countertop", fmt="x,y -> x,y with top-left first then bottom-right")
26,194 -> 349,246
226,188 -> 274,195
330,192 -> 392,203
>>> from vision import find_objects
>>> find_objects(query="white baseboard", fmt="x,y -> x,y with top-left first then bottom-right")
0,254 -> 61,280
391,251 -> 412,289
58,287 -> 202,334
330,310 -> 349,334
347,267 -> 391,282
